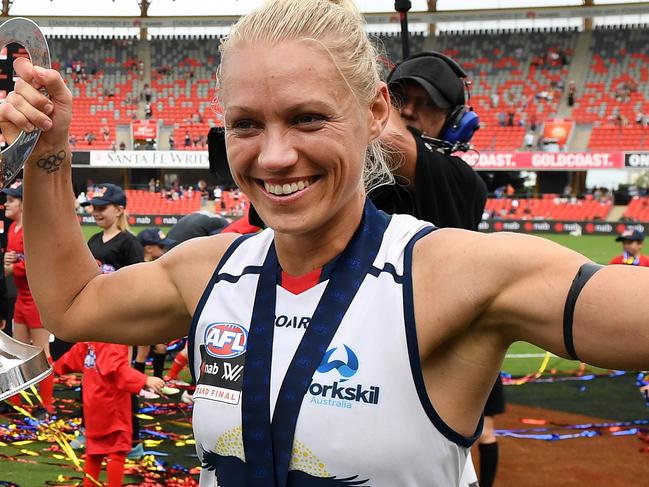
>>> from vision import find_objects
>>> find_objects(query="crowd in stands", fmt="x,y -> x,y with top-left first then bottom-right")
76,179 -> 249,217
483,185 -> 616,221
0,27 -> 632,158
28,25 -> 644,155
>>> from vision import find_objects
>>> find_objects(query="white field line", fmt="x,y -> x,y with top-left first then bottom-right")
505,353 -> 559,359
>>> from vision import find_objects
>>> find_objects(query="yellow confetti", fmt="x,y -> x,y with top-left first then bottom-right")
175,441 -> 186,447
20,449 -> 38,456
12,440 -> 34,446
169,420 -> 192,428
185,439 -> 196,445
52,454 -> 65,460
136,413 -> 154,420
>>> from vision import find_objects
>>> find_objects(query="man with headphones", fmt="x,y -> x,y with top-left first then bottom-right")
374,52 -> 502,487
371,51 -> 485,230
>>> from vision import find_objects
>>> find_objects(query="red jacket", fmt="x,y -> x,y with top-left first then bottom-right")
608,254 -> 649,266
6,221 -> 29,294
54,342 -> 147,439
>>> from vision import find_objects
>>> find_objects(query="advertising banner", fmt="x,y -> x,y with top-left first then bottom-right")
479,219 -> 647,236
460,151 -> 624,170
89,150 -> 209,168
77,213 -> 184,226
542,119 -> 574,147
131,120 -> 158,140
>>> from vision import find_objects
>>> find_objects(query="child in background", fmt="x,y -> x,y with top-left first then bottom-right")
54,342 -> 164,486
2,183 -> 55,416
609,229 -> 649,266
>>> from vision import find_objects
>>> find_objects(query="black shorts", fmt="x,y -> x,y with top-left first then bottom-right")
484,374 -> 506,416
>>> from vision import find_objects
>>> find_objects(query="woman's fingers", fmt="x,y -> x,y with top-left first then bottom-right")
8,81 -> 52,130
2,57 -> 74,151
0,95 -> 34,143
31,64 -> 72,107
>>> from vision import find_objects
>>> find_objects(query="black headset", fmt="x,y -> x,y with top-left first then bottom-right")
388,51 -> 480,147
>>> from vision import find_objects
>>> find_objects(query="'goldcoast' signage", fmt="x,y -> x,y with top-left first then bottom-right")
460,151 -> 624,170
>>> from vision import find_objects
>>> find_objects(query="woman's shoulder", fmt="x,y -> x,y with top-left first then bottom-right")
157,232 -> 243,304
160,232 -> 243,272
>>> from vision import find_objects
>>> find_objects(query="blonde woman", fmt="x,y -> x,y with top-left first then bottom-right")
7,1 -> 649,485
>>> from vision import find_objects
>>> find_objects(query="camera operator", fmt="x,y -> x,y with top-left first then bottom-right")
371,52 -> 485,229
374,52 -> 502,487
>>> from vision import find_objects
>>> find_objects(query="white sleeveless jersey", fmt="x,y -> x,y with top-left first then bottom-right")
189,213 -> 481,487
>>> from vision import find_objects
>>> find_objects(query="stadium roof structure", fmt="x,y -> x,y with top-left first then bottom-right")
1,0 -> 649,29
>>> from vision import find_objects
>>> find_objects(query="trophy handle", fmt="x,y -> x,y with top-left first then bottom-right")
0,18 -> 53,402
0,329 -> 52,402
0,17 -> 51,189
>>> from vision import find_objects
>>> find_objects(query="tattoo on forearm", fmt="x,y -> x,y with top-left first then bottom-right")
36,150 -> 66,174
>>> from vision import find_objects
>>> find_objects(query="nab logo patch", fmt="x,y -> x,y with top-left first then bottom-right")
204,322 -> 248,359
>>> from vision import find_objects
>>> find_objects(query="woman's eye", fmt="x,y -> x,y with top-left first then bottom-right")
231,120 -> 256,130
294,114 -> 326,127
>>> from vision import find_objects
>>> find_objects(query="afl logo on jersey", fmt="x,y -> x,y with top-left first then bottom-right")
204,322 -> 248,359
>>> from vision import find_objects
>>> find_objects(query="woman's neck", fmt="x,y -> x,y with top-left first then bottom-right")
274,193 -> 365,276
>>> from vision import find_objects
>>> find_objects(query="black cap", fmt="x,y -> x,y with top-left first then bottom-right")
1,184 -> 23,199
387,56 -> 464,109
616,228 -> 645,242
81,183 -> 127,207
137,227 -> 176,247
166,213 -> 229,248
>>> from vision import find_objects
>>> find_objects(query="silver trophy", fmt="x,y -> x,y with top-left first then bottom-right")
0,18 -> 52,402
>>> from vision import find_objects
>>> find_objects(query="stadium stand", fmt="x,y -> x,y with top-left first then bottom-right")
622,197 -> 649,222
485,195 -> 612,221
149,35 -> 223,150
574,26 -> 649,149
49,36 -> 141,150
82,189 -> 249,216
46,27 -> 648,154
435,29 -> 578,150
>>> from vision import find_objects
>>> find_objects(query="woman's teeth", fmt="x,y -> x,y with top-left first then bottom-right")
264,179 -> 310,196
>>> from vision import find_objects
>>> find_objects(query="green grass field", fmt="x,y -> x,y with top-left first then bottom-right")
501,233 -> 620,376
1,231 -> 646,485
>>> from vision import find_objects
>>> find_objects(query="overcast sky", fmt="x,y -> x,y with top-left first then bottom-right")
11,0 -> 649,36
11,0 -> 645,17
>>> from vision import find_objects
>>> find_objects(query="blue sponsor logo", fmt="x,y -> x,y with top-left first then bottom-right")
317,344 -> 359,382
311,345 -> 380,407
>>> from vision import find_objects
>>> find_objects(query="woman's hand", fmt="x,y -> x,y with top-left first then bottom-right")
0,57 -> 72,154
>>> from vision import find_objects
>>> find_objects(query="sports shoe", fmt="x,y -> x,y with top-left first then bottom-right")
161,385 -> 180,396
127,442 -> 144,460
165,378 -> 190,387
180,390 -> 194,405
139,389 -> 160,400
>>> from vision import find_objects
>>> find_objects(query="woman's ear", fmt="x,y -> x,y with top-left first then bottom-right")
368,83 -> 391,141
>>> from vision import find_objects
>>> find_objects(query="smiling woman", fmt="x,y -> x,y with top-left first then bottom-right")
6,1 -> 649,487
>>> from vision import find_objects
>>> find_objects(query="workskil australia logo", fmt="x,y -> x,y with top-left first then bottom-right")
310,344 -> 380,409
204,322 -> 248,359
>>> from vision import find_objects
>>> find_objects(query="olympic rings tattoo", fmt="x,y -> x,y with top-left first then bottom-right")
36,150 -> 66,174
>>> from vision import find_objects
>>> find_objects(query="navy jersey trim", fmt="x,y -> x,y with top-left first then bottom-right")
216,265 -> 264,283
368,263 -> 404,283
402,226 -> 483,448
188,233 -> 258,383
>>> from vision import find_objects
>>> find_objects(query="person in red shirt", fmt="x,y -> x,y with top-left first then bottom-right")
608,229 -> 649,266
54,342 -> 163,487
2,183 -> 54,415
